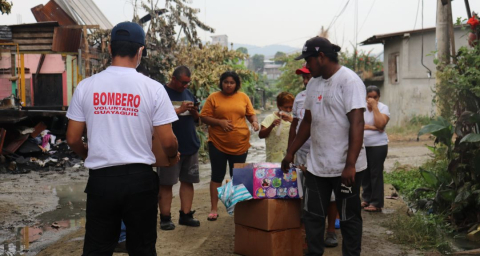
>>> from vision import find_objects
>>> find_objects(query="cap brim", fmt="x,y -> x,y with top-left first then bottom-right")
295,67 -> 310,74
294,52 -> 315,61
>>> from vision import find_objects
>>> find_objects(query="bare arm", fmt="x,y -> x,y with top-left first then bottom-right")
66,120 -> 88,160
200,116 -> 222,127
364,124 -> 379,131
246,114 -> 260,131
200,116 -> 234,131
259,118 -> 281,139
281,110 -> 312,172
288,118 -> 299,148
371,104 -> 389,130
341,109 -> 365,186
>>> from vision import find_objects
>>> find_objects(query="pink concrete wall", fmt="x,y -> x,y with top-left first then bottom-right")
0,77 -> 11,99
25,54 -> 65,75
0,53 -> 65,77
0,53 -> 65,104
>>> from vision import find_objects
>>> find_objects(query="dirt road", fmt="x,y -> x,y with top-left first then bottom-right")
0,138 -> 433,255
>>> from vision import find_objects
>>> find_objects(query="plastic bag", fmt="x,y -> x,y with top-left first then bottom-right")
217,179 -> 253,215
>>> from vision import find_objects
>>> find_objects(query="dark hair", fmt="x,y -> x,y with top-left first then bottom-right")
311,44 -> 342,63
219,71 -> 241,92
321,44 -> 341,63
173,65 -> 191,79
111,40 -> 143,58
276,92 -> 295,107
366,85 -> 381,97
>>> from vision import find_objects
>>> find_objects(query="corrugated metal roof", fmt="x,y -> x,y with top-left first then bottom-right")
361,25 -> 468,45
52,27 -> 82,52
31,1 -> 77,26
54,0 -> 113,30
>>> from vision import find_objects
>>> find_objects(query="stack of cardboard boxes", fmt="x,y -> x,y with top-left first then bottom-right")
233,199 -> 303,256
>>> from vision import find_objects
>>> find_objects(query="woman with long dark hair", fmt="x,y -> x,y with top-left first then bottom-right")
200,71 -> 259,221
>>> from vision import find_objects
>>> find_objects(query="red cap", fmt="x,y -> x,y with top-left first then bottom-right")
295,66 -> 310,75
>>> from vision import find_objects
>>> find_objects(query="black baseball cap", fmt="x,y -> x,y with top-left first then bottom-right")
111,22 -> 147,56
294,36 -> 335,60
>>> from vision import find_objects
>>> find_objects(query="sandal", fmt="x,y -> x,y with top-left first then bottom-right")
364,205 -> 382,212
207,213 -> 219,221
361,202 -> 369,208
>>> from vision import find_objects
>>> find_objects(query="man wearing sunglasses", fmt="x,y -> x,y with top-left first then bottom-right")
158,66 -> 201,230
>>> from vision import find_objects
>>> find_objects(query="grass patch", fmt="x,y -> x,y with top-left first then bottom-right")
387,114 -> 434,138
385,163 -> 432,201
382,213 -> 452,253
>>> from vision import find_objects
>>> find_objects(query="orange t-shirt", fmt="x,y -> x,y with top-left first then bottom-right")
200,91 -> 255,155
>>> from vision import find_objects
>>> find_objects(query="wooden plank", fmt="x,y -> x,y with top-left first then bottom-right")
12,39 -> 53,44
12,33 -> 54,39
19,45 -> 52,51
11,27 -> 55,33
62,25 -> 100,29
0,128 -> 6,155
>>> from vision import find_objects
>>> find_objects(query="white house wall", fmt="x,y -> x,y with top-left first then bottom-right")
381,28 -> 469,126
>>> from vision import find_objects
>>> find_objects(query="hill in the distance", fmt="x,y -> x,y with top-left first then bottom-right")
233,43 -> 300,59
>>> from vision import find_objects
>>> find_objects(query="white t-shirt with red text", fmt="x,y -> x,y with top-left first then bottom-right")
67,66 -> 178,169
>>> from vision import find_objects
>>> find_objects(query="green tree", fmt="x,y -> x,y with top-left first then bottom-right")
236,47 -> 248,55
250,54 -> 265,72
0,0 -> 12,15
274,51 -> 286,64
339,49 -> 383,74
275,54 -> 305,95
87,0 -> 215,82
139,0 -> 215,83
174,43 -> 256,99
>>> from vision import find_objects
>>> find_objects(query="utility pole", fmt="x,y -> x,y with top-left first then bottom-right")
447,0 -> 457,64
436,0 -> 450,66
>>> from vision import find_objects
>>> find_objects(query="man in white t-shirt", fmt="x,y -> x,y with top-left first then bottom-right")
66,22 -> 179,255
282,36 -> 367,256
288,65 -> 339,248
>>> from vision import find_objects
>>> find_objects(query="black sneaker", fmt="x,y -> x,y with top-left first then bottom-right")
178,210 -> 200,227
160,214 -> 176,230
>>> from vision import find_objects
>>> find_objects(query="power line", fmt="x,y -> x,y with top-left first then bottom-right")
413,0 -> 421,30
327,0 -> 351,31
358,0 -> 377,34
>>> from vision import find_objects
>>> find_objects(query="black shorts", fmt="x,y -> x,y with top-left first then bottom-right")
208,142 -> 248,183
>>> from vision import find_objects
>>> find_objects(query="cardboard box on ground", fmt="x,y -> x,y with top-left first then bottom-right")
233,163 -> 303,256
234,199 -> 301,231
234,224 -> 303,256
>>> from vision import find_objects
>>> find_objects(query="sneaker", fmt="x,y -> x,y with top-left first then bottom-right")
335,219 -> 340,229
160,214 -> 176,230
179,210 -> 200,227
324,232 -> 338,247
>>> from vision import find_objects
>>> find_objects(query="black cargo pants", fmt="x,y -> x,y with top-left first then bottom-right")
82,164 -> 159,256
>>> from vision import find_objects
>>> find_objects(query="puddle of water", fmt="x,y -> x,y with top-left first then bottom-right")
450,235 -> 480,252
0,113 -> 272,255
0,183 -> 87,255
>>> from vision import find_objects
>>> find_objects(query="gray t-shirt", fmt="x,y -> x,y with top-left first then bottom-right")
304,66 -> 367,177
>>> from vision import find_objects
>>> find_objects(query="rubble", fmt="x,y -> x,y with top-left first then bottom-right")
1,121 -> 86,174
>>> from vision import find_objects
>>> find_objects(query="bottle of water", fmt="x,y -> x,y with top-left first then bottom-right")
276,111 -> 283,136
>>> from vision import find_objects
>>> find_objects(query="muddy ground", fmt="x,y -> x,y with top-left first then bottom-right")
0,136 -> 435,256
